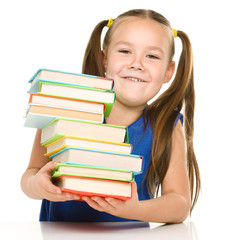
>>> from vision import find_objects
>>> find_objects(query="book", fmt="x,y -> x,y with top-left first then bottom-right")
24,104 -> 103,128
52,163 -> 134,181
54,175 -> 132,200
41,118 -> 129,146
45,136 -> 132,157
50,147 -> 143,174
28,94 -> 105,114
28,80 -> 115,116
29,68 -> 114,90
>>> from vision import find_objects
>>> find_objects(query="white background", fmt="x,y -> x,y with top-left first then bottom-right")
0,0 -> 226,237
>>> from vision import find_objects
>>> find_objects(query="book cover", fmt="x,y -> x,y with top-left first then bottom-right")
50,146 -> 143,174
24,112 -> 56,129
52,163 -> 134,182
55,175 -> 132,200
29,68 -> 114,90
24,104 -> 103,128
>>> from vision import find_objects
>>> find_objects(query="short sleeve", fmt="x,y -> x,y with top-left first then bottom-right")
175,113 -> 183,126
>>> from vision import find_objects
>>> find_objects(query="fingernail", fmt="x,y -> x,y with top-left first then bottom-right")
66,193 -> 73,198
56,189 -> 61,194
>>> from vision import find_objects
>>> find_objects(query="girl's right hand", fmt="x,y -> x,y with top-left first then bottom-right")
32,161 -> 80,202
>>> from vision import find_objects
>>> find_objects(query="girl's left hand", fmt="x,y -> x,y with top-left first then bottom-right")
82,181 -> 141,219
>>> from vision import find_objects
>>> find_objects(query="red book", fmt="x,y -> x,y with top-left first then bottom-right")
55,175 -> 133,201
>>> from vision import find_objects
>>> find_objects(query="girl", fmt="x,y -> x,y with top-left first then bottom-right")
21,9 -> 201,223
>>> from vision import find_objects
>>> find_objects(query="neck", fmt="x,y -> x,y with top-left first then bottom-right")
105,100 -> 146,127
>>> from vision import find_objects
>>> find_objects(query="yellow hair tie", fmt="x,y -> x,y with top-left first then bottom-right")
172,28 -> 178,38
107,18 -> 114,28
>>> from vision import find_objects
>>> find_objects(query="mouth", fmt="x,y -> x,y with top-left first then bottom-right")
124,76 -> 146,82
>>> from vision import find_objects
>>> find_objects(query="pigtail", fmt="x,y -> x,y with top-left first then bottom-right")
178,31 -> 201,213
82,20 -> 108,76
145,30 -> 201,213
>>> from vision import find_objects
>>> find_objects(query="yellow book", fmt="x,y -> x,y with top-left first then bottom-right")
45,136 -> 132,156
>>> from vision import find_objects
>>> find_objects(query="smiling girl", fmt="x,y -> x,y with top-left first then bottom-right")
21,9 -> 201,223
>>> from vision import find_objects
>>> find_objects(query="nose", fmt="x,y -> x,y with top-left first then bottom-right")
128,55 -> 144,71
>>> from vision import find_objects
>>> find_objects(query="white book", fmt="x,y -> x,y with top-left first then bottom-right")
45,136 -> 132,156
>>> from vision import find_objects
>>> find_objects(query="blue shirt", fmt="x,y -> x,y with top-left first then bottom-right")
40,113 -> 183,221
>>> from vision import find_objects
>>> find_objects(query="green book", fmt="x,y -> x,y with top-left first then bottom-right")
52,163 -> 134,182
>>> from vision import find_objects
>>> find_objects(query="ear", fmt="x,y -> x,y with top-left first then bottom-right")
164,61 -> 175,83
102,50 -> 107,70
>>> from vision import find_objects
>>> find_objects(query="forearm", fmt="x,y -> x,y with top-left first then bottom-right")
21,168 -> 42,200
135,193 -> 190,223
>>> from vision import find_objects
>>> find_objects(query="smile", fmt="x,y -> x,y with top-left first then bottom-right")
125,77 -> 145,82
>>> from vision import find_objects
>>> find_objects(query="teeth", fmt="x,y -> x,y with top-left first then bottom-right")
127,77 -> 144,82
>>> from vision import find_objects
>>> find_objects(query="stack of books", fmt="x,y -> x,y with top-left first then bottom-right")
24,68 -> 116,128
24,68 -> 143,201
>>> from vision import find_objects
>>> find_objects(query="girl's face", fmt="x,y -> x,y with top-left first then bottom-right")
103,17 -> 175,109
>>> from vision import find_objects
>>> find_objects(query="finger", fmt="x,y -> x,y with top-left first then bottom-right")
131,181 -> 139,198
82,196 -> 105,212
62,192 -> 81,201
55,193 -> 80,202
132,180 -> 137,190
44,181 -> 81,200
46,183 -> 62,194
105,197 -> 122,208
39,161 -> 57,175
45,191 -> 81,202
91,196 -> 116,212
39,175 -> 61,194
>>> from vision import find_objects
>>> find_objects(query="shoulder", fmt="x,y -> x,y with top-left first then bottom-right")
172,113 -> 184,144
171,120 -> 186,168
173,120 -> 185,144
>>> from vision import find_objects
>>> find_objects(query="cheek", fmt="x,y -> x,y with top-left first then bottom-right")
143,84 -> 163,100
106,64 -> 121,78
148,65 -> 168,86
106,55 -> 126,76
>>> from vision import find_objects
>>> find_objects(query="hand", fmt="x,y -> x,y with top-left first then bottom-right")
82,181 -> 142,220
32,161 -> 80,202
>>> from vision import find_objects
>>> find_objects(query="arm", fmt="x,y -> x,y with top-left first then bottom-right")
20,129 -> 80,201
82,121 -> 191,223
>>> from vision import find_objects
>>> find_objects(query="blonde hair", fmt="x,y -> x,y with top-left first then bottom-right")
82,9 -> 201,213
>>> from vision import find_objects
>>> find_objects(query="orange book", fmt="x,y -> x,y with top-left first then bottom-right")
55,175 -> 133,201
28,94 -> 105,114
27,105 -> 103,122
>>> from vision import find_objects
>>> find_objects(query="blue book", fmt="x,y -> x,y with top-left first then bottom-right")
28,68 -> 114,91
50,147 -> 144,174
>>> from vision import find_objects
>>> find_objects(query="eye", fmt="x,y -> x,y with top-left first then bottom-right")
147,54 -> 159,59
119,49 -> 131,54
